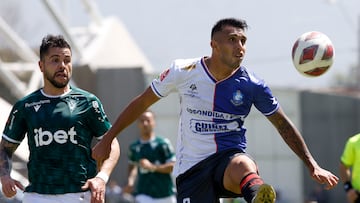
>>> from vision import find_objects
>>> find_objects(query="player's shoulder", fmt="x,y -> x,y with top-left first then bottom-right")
129,139 -> 142,149
349,133 -> 360,143
70,86 -> 99,100
154,136 -> 172,145
171,57 -> 202,70
237,66 -> 267,87
15,89 -> 43,106
70,86 -> 93,96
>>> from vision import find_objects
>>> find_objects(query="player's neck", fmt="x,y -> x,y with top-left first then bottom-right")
205,57 -> 238,81
140,132 -> 155,142
42,85 -> 71,96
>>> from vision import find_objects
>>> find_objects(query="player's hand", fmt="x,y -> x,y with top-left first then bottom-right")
81,176 -> 106,203
0,175 -> 24,198
310,167 -> 339,190
139,159 -> 156,171
346,189 -> 359,203
92,139 -> 111,162
122,184 -> 134,194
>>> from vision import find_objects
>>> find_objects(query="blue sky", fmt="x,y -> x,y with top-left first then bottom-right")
6,0 -> 360,88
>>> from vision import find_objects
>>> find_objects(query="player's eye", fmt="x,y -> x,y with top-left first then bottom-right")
51,58 -> 60,63
64,57 -> 71,64
240,38 -> 246,45
229,37 -> 236,42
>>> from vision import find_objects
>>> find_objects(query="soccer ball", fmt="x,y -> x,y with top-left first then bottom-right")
291,31 -> 334,77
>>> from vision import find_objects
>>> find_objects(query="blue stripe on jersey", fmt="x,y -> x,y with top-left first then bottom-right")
151,82 -> 165,98
208,65 -> 278,152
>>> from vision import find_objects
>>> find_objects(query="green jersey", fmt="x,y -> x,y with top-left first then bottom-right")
2,87 -> 111,194
341,133 -> 360,190
128,136 -> 176,198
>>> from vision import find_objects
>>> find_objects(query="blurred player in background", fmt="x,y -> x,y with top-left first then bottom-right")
0,34 -> 120,203
123,110 -> 176,203
93,18 -> 338,203
340,133 -> 360,203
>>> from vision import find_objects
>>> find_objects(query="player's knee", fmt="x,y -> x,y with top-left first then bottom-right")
229,154 -> 257,173
223,154 -> 258,193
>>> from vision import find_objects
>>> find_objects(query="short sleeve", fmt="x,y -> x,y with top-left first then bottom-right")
151,67 -> 177,98
86,96 -> 112,138
252,80 -> 279,116
341,139 -> 355,166
2,101 -> 27,144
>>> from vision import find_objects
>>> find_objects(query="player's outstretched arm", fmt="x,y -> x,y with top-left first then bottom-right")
83,138 -> 120,202
0,139 -> 25,198
267,107 -> 339,189
92,87 -> 160,162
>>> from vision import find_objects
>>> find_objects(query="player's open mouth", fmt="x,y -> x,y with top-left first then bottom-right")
235,55 -> 243,59
55,72 -> 67,77
235,53 -> 243,58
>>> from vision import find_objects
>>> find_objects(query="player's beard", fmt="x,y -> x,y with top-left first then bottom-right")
222,57 -> 241,71
45,70 -> 70,88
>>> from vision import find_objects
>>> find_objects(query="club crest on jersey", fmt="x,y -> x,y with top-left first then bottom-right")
66,98 -> 77,112
231,90 -> 243,106
34,104 -> 41,112
92,101 -> 101,113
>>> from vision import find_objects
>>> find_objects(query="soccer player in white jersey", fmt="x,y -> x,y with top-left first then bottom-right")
0,34 -> 120,203
92,18 -> 338,203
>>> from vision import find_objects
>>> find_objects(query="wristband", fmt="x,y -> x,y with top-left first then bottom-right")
344,181 -> 353,192
96,171 -> 109,184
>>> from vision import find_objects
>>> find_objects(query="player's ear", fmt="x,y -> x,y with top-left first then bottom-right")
210,40 -> 217,49
38,61 -> 44,72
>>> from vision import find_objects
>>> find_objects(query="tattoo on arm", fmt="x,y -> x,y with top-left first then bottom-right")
0,139 -> 19,177
269,112 -> 312,163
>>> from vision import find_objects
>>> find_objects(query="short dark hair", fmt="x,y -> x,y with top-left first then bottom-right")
211,18 -> 248,38
39,34 -> 71,60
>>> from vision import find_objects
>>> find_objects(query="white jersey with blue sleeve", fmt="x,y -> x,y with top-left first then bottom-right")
150,57 -> 279,177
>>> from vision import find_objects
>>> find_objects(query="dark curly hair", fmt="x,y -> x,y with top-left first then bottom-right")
39,34 -> 71,60
211,18 -> 248,39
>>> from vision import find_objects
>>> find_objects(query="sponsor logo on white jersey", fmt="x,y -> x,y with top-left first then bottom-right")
190,119 -> 240,134
186,108 -> 245,120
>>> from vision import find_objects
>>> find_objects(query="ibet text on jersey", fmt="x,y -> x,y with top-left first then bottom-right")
34,126 -> 78,147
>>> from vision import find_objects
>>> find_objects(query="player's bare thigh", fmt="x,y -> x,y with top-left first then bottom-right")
223,153 -> 258,194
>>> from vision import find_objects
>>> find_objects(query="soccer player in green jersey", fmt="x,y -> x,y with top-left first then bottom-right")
0,34 -> 120,203
123,110 -> 176,203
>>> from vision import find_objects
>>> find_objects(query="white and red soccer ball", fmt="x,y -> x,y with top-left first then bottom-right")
291,31 -> 335,77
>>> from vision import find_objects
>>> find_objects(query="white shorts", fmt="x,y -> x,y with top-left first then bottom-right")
22,191 -> 92,203
135,194 -> 176,203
